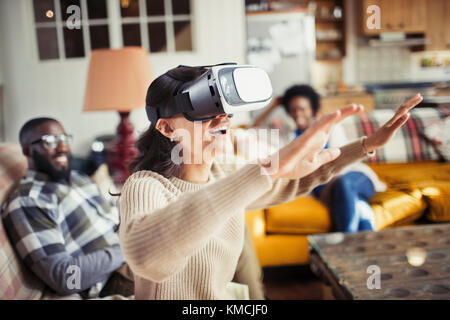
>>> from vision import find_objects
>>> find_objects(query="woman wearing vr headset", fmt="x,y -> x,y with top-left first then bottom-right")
118,64 -> 422,300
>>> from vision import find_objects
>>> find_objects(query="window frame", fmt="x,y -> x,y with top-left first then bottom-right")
29,0 -> 195,62
120,0 -> 194,53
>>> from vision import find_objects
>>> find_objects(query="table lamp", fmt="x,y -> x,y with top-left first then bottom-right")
83,47 -> 152,185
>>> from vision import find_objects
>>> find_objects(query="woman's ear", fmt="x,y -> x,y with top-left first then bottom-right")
155,119 -> 175,139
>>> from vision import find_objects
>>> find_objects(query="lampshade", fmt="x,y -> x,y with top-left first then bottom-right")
83,47 -> 152,112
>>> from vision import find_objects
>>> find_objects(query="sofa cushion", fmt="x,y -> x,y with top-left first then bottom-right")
368,161 -> 450,187
422,117 -> 450,161
417,180 -> 450,222
252,234 -> 310,267
0,143 -> 27,205
266,197 -> 331,234
370,188 -> 426,230
368,161 -> 450,224
265,189 -> 426,235
0,216 -> 45,299
0,143 -> 44,299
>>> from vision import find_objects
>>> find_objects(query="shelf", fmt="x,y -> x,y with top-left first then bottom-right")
313,0 -> 346,59
315,18 -> 343,23
246,8 -> 308,16
315,56 -> 344,61
316,38 -> 343,42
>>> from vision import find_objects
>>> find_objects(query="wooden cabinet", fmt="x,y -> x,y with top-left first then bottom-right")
426,0 -> 450,50
380,0 -> 396,32
360,0 -> 450,50
319,93 -> 374,115
314,0 -> 346,61
402,0 -> 427,33
361,0 -> 427,35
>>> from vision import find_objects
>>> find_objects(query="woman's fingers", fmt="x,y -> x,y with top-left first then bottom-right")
295,129 -> 329,159
390,113 -> 410,132
314,103 -> 364,133
338,103 -> 364,120
317,147 -> 341,165
365,113 -> 411,152
298,103 -> 364,157
404,93 -> 423,110
386,94 -> 422,127
311,110 -> 341,133
275,103 -> 360,179
293,147 -> 341,178
381,113 -> 410,143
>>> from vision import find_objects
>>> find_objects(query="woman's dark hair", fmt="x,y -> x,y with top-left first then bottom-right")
281,84 -> 320,116
129,65 -> 207,177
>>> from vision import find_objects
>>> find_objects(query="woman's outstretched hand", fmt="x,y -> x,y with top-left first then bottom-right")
363,93 -> 423,153
262,103 -> 364,181
262,93 -> 422,182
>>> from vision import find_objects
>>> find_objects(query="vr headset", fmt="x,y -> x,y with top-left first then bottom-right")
146,63 -> 273,123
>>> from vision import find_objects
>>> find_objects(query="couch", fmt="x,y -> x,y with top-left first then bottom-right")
244,107 -> 450,267
0,143 -> 134,299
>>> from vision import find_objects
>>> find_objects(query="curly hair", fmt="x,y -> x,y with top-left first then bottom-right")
281,84 -> 320,116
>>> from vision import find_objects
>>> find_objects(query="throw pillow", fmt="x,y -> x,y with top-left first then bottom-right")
422,117 -> 450,161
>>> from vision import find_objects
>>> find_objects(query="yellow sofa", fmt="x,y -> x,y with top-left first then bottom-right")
244,106 -> 450,267
245,161 -> 450,268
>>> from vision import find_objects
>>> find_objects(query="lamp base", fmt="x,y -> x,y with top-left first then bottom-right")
108,112 -> 137,186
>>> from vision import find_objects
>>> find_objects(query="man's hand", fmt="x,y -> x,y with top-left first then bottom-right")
363,94 -> 423,153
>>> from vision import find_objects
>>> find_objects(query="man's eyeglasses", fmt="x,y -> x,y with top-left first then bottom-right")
30,134 -> 73,149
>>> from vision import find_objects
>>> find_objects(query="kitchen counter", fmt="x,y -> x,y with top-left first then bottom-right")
364,81 -> 450,109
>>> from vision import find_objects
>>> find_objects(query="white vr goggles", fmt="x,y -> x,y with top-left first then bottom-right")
146,63 -> 273,123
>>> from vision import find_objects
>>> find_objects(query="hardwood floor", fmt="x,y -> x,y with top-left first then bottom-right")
262,265 -> 335,300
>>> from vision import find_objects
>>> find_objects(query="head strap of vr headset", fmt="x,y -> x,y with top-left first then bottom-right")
146,62 -> 237,125
146,92 -> 193,126
177,62 -> 237,69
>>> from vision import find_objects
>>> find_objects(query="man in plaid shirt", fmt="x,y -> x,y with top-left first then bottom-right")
1,118 -> 132,297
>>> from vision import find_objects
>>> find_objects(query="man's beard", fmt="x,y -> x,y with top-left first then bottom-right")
32,150 -> 71,182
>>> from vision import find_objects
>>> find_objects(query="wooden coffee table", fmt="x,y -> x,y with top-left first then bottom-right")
308,223 -> 450,300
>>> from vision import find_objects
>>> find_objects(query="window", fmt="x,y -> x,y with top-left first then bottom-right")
32,0 -> 193,61
85,0 -> 110,50
33,0 -> 59,60
120,0 -> 193,53
32,0 -> 110,60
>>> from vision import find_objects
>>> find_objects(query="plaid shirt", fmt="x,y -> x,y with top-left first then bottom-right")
1,169 -> 122,295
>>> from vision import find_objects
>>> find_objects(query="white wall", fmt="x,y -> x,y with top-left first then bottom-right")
0,15 -> 3,86
343,0 -> 357,86
0,0 -> 246,156
0,43 -> 3,85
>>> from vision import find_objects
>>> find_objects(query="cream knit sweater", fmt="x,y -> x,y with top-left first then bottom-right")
118,140 -> 368,299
